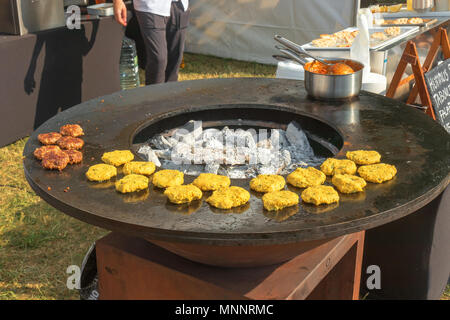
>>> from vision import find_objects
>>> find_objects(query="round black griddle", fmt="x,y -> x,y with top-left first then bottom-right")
23,78 -> 450,249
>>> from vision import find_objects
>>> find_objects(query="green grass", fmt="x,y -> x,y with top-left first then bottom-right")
1,53 -> 448,300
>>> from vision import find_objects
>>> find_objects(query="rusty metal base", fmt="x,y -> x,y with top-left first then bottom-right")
96,231 -> 365,300
148,238 -> 332,268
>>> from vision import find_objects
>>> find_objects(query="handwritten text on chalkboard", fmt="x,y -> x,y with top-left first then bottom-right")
424,60 -> 450,133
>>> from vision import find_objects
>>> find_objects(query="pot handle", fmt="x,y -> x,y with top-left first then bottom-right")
276,47 -> 308,66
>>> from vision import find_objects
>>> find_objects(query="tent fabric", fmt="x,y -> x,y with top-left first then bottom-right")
185,0 -> 359,64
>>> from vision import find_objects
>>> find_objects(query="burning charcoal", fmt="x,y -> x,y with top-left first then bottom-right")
286,121 -> 314,156
256,129 -> 273,149
150,135 -> 173,150
246,147 -> 259,165
226,165 -> 257,179
244,129 -> 257,149
256,139 -> 273,149
145,118 -> 324,179
203,138 -> 224,150
160,161 -> 201,174
236,147 -> 252,164
235,129 -> 257,149
209,148 -> 226,164
201,128 -> 223,141
257,164 -> 282,175
193,147 -> 224,165
185,164 -> 205,175
137,145 -> 161,167
172,142 -> 194,164
285,161 -> 309,172
191,146 -> 203,164
159,159 -> 177,170
270,129 -> 289,150
173,142 -> 192,155
172,120 -> 203,144
217,166 -> 228,177
153,149 -> 171,159
256,147 -> 274,165
223,147 -> 250,165
223,127 -> 237,148
281,149 -> 292,166
205,163 -> 220,174
258,150 -> 290,175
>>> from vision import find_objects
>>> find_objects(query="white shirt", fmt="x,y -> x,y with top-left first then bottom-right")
134,0 -> 189,17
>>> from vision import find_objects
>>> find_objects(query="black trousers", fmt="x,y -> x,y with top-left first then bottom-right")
135,2 -> 189,85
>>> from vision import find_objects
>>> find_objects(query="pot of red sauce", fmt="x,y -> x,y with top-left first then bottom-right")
303,58 -> 364,100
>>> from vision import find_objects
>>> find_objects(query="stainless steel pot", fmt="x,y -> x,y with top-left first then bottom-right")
304,58 -> 364,100
413,0 -> 434,12
275,48 -> 364,100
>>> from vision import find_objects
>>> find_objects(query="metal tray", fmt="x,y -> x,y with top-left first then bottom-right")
87,3 -> 114,16
302,26 -> 420,51
375,18 -> 438,27
380,11 -> 450,18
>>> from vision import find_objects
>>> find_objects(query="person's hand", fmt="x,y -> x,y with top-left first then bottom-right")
113,0 -> 127,26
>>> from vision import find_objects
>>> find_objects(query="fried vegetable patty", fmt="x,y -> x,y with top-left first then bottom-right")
301,185 -> 339,205
164,185 -> 203,204
101,150 -> 134,166
320,158 -> 357,176
357,163 -> 397,183
346,150 -> 381,165
332,174 -> 367,193
152,169 -> 184,188
86,164 -> 117,182
287,167 -> 326,188
123,161 -> 156,176
115,174 -> 149,193
206,186 -> 250,209
250,174 -> 285,193
262,190 -> 299,211
192,173 -> 231,191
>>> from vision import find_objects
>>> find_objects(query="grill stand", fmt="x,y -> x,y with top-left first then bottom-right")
96,231 -> 365,300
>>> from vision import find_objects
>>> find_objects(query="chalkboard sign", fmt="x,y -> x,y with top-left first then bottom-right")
424,59 -> 450,133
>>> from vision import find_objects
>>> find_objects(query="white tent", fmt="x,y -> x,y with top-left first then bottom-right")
185,0 -> 360,64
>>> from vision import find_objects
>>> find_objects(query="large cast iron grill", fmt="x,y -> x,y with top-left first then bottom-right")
23,78 -> 450,267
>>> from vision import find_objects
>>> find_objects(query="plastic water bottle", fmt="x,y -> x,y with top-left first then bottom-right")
119,36 -> 140,90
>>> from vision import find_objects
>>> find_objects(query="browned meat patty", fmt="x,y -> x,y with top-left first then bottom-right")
34,145 -> 62,160
57,136 -> 84,150
63,149 -> 83,164
41,149 -> 70,171
38,132 -> 62,145
60,124 -> 84,137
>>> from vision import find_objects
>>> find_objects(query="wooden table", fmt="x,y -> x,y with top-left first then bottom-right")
96,231 -> 365,300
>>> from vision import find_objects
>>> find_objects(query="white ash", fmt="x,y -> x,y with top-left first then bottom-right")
137,145 -> 161,167
141,120 -> 325,178
205,163 -> 220,174
286,121 -> 314,157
